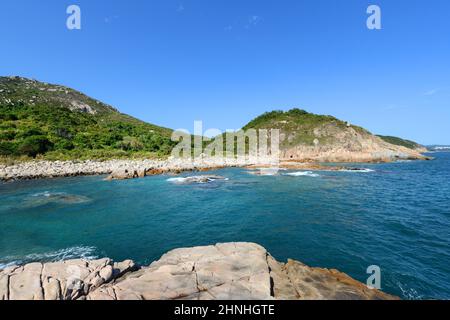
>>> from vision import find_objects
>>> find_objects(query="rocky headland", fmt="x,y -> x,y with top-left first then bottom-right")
243,109 -> 429,163
0,242 -> 397,300
1,77 -> 430,182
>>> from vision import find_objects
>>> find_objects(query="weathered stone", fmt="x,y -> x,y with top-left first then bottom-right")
113,259 -> 136,278
283,259 -> 397,300
267,255 -> 298,299
0,272 -> 10,300
0,243 -> 398,300
42,277 -> 62,300
99,265 -> 113,281
9,263 -> 43,300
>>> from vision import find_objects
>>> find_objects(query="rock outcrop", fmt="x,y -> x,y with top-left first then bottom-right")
243,109 -> 428,163
0,243 -> 397,300
0,258 -> 136,300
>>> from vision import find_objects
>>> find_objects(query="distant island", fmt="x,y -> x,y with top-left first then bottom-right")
428,145 -> 450,151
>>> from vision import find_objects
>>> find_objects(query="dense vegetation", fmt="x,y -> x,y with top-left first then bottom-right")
243,108 -> 370,148
376,135 -> 423,150
0,77 -> 424,162
0,77 -> 176,161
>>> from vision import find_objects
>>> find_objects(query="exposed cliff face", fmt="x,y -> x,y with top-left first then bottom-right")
281,127 -> 425,163
0,242 -> 397,300
244,109 -> 426,162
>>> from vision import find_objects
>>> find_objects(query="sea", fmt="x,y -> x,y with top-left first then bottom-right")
1,152 -> 449,299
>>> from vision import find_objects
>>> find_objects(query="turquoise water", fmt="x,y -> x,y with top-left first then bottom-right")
1,153 -> 449,299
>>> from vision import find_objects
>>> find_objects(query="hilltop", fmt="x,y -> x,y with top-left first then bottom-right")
243,109 -> 426,162
0,78 -> 427,164
0,77 -> 175,161
377,135 -> 427,152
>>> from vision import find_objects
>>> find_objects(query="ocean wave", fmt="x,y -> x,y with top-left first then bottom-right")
247,168 -> 286,176
337,168 -> 375,173
166,177 -> 189,183
167,175 -> 229,184
283,171 -> 320,177
397,282 -> 424,300
0,246 -> 98,269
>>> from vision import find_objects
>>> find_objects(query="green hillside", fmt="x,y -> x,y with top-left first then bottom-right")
242,108 -> 370,148
376,135 -> 424,150
0,78 -> 425,163
0,77 -> 175,161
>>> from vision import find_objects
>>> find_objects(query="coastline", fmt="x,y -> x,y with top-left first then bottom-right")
0,158 -> 260,182
0,153 -> 430,182
0,242 -> 398,300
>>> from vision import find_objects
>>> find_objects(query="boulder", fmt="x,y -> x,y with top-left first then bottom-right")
0,242 -> 398,300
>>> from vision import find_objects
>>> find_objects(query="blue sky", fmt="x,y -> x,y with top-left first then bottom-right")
1,0 -> 449,144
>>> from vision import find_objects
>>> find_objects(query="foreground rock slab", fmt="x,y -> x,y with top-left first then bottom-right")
0,242 -> 397,300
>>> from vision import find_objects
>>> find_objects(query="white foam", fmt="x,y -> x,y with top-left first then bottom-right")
32,191 -> 53,197
284,171 -> 320,177
247,168 -> 287,176
166,177 -> 188,183
397,282 -> 423,300
0,246 -> 98,269
257,168 -> 280,176
338,168 -> 375,173
167,176 -> 229,184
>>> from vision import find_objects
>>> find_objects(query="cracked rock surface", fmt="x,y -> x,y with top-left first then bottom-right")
0,242 -> 397,300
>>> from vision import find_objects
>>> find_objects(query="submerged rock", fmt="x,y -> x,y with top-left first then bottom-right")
21,192 -> 91,208
0,242 -> 397,300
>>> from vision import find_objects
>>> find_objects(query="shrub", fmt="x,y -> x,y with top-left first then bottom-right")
0,113 -> 18,121
17,136 -> 53,157
116,136 -> 144,151
16,128 -> 45,139
54,139 -> 75,151
0,141 -> 17,156
0,130 -> 16,141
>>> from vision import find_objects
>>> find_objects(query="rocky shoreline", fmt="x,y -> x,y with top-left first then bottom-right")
0,158 -> 254,182
0,153 -> 431,182
0,242 -> 397,300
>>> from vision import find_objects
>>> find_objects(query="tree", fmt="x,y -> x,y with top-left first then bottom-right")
17,136 -> 53,157
0,141 -> 17,156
